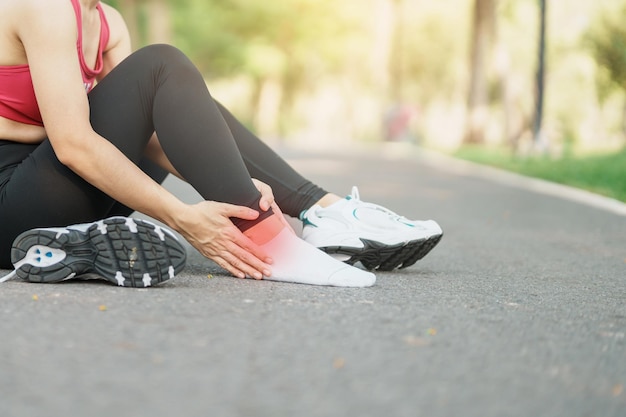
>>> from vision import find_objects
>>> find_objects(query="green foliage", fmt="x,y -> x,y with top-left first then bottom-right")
170,0 -> 357,80
455,146 -> 626,202
107,1 -> 467,98
398,5 -> 467,103
585,4 -> 626,102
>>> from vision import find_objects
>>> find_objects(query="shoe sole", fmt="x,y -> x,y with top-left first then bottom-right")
320,233 -> 443,271
10,217 -> 187,287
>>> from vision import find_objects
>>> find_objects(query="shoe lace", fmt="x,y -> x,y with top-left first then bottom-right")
0,270 -> 17,284
349,186 -> 361,201
348,186 -> 409,222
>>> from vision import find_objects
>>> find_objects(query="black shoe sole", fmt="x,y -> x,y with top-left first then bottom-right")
319,233 -> 443,271
11,217 -> 187,287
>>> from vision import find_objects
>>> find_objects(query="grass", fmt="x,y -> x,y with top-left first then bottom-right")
454,146 -> 626,203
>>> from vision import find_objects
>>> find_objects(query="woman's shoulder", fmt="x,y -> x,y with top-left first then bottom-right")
3,0 -> 76,29
2,0 -> 70,14
0,0 -> 71,66
100,2 -> 127,30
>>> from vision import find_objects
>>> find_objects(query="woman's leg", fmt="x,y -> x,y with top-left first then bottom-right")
214,101 -> 328,218
89,45 -> 269,230
1,45 -> 374,286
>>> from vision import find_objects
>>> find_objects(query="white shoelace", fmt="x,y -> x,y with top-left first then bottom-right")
347,186 -> 410,223
349,186 -> 361,201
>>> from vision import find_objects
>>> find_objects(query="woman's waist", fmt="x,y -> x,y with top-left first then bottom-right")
0,115 -> 46,144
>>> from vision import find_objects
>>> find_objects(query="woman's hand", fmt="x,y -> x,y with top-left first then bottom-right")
176,201 -> 273,280
252,178 -> 295,234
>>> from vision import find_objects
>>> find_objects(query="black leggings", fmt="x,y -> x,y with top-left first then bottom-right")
0,44 -> 326,268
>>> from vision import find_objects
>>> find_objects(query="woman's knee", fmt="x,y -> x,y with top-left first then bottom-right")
132,44 -> 197,77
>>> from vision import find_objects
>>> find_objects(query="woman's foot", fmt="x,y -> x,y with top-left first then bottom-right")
8,217 -> 187,287
244,215 -> 376,287
301,187 -> 443,271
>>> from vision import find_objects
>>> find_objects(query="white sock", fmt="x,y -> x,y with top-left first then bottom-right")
260,227 -> 376,287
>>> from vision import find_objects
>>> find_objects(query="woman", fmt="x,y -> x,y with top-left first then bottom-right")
0,0 -> 442,287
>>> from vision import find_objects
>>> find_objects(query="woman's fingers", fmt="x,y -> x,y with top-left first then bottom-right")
222,244 -> 269,279
211,255 -> 246,279
207,238 -> 271,279
218,203 -> 260,221
224,228 -> 272,274
252,179 -> 274,212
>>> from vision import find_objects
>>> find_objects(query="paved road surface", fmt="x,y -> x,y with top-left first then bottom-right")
1,145 -> 624,417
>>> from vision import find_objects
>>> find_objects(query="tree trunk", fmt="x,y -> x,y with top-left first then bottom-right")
533,0 -> 547,147
118,0 -> 141,49
145,0 -> 172,45
254,77 -> 284,143
464,0 -> 496,144
388,0 -> 405,103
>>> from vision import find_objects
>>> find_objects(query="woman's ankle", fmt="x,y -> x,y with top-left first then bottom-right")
243,214 -> 285,245
314,193 -> 342,208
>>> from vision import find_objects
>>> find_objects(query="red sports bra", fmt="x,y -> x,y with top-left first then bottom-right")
0,0 -> 110,127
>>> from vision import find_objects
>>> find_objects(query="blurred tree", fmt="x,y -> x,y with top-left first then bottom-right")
146,0 -> 172,44
107,0 -> 367,138
464,0 -> 497,144
532,0 -> 547,145
586,3 -> 626,136
388,0 -> 405,102
107,0 -> 171,46
168,0 -> 362,137
115,0 -> 140,47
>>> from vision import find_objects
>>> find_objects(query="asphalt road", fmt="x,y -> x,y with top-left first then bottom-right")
1,145 -> 624,417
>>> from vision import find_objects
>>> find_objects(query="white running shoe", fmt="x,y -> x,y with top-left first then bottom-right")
2,217 -> 187,287
300,186 -> 443,271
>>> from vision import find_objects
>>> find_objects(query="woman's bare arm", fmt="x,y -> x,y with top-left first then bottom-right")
100,2 -> 132,79
18,0 -> 274,279
22,0 -> 181,226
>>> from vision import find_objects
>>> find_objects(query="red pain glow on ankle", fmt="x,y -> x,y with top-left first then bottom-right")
243,215 -> 285,245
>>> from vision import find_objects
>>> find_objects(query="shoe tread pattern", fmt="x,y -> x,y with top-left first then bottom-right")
90,218 -> 187,287
11,218 -> 186,287
319,233 -> 442,271
398,234 -> 443,269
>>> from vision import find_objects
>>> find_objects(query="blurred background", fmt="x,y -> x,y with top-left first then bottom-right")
107,0 -> 626,201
